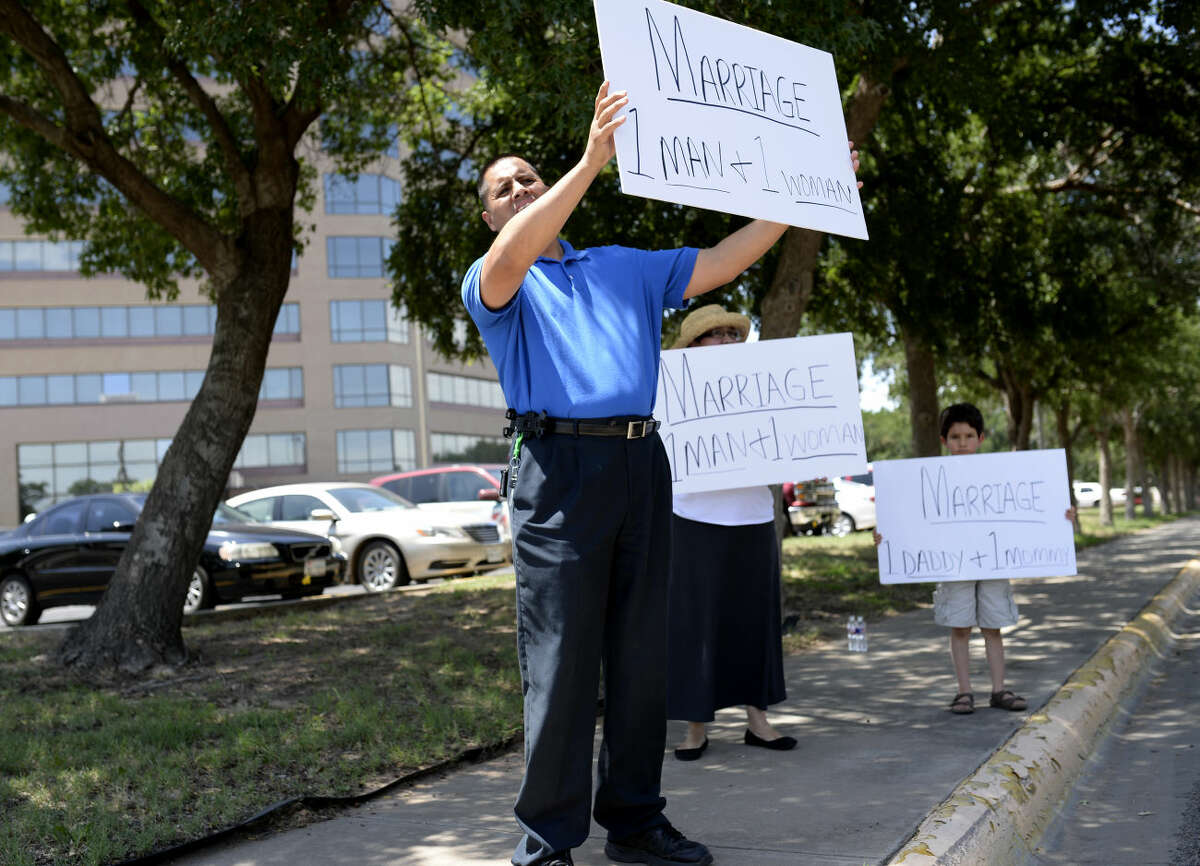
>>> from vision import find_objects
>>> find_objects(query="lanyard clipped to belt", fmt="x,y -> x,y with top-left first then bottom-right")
498,433 -> 522,500
501,409 -> 535,500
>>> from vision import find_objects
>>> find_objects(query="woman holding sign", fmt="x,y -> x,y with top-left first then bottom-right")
666,304 -> 797,760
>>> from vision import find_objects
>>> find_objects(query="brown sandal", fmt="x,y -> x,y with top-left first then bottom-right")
990,690 -> 1027,711
949,692 -> 975,714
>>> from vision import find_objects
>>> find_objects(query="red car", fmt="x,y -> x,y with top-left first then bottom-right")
370,465 -> 509,539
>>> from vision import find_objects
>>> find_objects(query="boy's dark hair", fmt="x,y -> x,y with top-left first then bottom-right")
476,153 -> 541,206
939,403 -> 985,438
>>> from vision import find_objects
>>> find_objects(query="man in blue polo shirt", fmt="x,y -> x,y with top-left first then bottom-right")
463,81 -> 857,866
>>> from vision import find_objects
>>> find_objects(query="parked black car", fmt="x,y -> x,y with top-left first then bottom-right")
0,493 -> 345,627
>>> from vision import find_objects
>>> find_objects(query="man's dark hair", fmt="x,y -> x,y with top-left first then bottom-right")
476,153 -> 541,206
939,403 -> 985,438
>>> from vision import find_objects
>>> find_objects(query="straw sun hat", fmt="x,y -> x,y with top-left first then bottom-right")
671,303 -> 751,349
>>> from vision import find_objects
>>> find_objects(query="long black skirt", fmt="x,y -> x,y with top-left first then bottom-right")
666,515 -> 786,722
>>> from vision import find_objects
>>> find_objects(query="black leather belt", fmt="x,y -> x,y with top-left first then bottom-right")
503,409 -> 660,439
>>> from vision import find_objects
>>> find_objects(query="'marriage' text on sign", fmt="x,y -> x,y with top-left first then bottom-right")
594,0 -> 868,239
873,451 -> 1077,585
654,333 -> 867,494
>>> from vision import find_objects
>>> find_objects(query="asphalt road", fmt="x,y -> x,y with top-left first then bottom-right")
1029,594 -> 1200,866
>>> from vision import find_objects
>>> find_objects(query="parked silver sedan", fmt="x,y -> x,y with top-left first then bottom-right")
227,483 -> 509,591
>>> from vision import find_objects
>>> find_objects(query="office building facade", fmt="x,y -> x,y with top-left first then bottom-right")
0,170 -> 506,527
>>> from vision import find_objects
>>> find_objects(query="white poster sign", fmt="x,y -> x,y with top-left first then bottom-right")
873,450 -> 1078,585
593,0 -> 868,240
654,333 -> 867,494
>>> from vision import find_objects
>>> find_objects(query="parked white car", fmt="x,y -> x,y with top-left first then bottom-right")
1072,481 -> 1104,508
1108,486 -> 1161,509
830,476 -> 877,536
227,483 -> 509,591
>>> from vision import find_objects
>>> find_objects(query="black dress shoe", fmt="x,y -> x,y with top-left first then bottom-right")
744,729 -> 797,751
605,824 -> 713,865
673,736 -> 708,761
535,852 -> 573,866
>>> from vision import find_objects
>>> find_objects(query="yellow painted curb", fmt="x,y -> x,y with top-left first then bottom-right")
887,558 -> 1200,866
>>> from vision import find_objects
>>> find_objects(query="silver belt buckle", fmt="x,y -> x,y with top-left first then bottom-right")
626,420 -> 646,439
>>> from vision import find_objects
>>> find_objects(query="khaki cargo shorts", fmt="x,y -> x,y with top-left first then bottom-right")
932,579 -> 1018,629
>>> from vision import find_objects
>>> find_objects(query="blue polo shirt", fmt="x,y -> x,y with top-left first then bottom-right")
462,240 -> 698,418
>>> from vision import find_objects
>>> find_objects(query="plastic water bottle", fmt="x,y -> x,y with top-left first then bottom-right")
846,616 -> 856,652
857,616 -> 869,653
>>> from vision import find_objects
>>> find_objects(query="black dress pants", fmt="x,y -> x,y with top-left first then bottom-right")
508,431 -> 673,865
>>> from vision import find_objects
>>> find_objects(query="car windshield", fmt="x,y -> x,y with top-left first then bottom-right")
844,472 -> 874,486
329,486 -> 414,513
212,502 -> 259,525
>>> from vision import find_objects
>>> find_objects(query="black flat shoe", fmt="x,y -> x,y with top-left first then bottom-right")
744,729 -> 797,751
674,736 -> 708,761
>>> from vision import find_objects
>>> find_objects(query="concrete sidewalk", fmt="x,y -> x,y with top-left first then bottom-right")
172,517 -> 1200,866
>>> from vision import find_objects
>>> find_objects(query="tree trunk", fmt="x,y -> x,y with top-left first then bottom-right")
758,70 -> 892,341
1097,425 -> 1114,527
1157,458 -> 1172,515
1177,454 -> 1192,512
903,329 -> 940,457
1122,407 -> 1139,520
56,207 -> 294,673
999,368 -> 1035,450
1054,400 -> 1079,532
759,228 -> 825,339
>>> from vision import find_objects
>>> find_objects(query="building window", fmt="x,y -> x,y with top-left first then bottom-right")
18,437 -> 172,514
233,433 -> 307,469
0,367 -> 301,407
259,368 -> 305,402
329,299 -> 408,343
426,372 -> 506,410
17,432 -> 306,517
0,240 -> 85,272
326,236 -> 393,278
430,432 -> 509,463
324,173 -> 402,215
0,302 -> 299,341
336,428 -> 416,474
332,364 -> 411,408
321,123 -> 399,159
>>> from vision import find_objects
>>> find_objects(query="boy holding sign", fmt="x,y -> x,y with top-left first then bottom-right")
875,403 -> 1075,715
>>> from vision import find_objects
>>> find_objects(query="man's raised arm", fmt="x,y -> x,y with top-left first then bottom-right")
478,82 -> 628,311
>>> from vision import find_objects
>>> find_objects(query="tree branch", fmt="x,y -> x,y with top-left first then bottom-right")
975,366 -> 1001,389
389,8 -> 441,153
282,0 -> 359,150
125,0 -> 255,211
116,76 -> 142,126
0,0 -> 237,281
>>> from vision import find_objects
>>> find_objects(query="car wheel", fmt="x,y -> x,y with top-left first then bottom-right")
357,540 -> 408,592
182,566 -> 212,615
829,513 -> 856,537
0,574 -> 40,627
